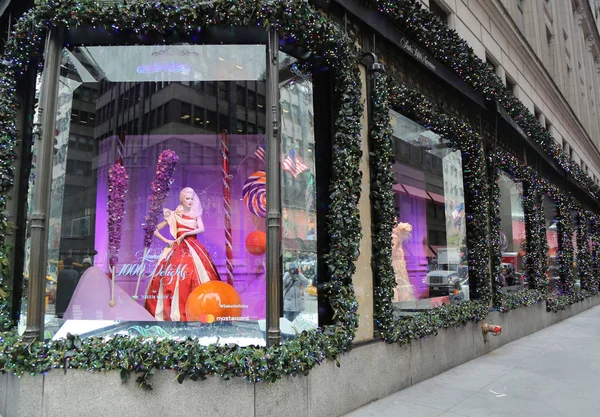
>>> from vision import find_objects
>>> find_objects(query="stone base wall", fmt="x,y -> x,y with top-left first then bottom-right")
2,296 -> 599,417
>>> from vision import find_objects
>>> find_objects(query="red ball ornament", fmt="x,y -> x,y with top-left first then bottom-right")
245,231 -> 267,256
185,281 -> 243,323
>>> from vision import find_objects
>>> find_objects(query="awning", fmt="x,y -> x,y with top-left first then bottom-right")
402,184 -> 430,200
392,183 -> 407,193
427,191 -> 445,204
426,245 -> 442,258
282,237 -> 317,253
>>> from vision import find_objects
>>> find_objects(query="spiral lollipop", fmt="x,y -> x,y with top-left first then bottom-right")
243,171 -> 267,218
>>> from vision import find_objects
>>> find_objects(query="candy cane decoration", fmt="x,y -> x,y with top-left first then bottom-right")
221,130 -> 234,286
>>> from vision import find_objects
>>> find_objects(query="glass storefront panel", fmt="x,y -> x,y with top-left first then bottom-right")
279,54 -> 318,331
24,44 -> 279,345
390,110 -> 469,313
544,195 -> 560,296
497,172 -> 526,291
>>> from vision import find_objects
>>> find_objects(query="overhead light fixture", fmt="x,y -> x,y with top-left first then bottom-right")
219,57 -> 225,61
236,65 -> 243,70
181,115 -> 190,120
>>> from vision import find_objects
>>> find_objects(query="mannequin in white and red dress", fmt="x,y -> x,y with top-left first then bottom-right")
392,221 -> 416,302
144,187 -> 222,321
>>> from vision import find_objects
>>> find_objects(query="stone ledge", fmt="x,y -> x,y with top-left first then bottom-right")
3,295 -> 599,417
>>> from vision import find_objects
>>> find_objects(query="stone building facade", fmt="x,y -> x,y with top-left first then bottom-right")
422,0 -> 600,181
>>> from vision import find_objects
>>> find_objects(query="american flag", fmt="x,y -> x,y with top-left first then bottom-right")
452,202 -> 464,223
282,147 -> 309,178
254,137 -> 266,163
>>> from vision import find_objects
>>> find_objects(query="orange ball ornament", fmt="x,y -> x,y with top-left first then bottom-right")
245,231 -> 267,256
185,281 -> 243,323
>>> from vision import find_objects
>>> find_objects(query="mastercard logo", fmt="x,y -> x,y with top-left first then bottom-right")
198,314 -> 215,324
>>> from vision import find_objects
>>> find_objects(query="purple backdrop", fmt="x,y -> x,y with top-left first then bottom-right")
94,134 -> 267,320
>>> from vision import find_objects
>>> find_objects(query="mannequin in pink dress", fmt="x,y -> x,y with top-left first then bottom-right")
392,221 -> 416,302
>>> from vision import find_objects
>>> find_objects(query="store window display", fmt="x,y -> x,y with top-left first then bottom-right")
497,172 -> 526,291
544,196 -> 560,295
389,110 -> 469,312
19,44 -> 288,345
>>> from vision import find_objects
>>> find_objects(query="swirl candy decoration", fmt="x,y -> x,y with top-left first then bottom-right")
242,171 -> 267,218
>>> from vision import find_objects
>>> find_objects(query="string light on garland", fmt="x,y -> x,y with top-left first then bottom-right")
491,150 -> 598,312
0,0 -> 363,386
366,0 -> 600,202
370,80 -> 490,344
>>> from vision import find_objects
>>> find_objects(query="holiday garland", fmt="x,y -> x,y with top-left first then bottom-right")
490,150 -> 599,312
489,152 -> 546,312
388,83 -> 492,303
367,0 -> 600,201
580,211 -> 600,293
0,0 -> 363,385
370,79 -> 491,343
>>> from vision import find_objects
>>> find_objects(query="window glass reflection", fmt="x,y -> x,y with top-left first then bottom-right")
279,53 -> 318,331
390,111 -> 469,313
23,44 -> 275,345
544,196 -> 560,296
497,172 -> 527,291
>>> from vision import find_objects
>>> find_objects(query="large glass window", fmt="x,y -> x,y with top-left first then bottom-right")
389,111 -> 469,312
22,44 -> 290,345
497,172 -> 526,291
544,195 -> 560,295
279,55 -> 317,331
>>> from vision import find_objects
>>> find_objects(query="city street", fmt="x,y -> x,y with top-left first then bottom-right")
346,304 -> 600,417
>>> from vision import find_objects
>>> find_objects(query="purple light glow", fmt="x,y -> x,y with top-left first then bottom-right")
95,134 -> 267,320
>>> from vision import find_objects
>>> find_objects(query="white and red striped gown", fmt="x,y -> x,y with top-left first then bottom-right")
144,209 -> 221,321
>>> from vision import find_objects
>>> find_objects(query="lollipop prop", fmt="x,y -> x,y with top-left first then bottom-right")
221,130 -> 234,285
243,171 -> 267,218
133,150 -> 179,300
107,162 -> 129,307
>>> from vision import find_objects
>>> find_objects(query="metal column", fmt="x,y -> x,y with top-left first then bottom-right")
265,28 -> 282,347
23,27 -> 64,342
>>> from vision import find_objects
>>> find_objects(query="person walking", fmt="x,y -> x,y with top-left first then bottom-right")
55,257 -> 80,318
282,264 -> 310,322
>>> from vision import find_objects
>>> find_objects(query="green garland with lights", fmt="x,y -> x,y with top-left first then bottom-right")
367,0 -> 600,201
0,0 -> 364,385
370,79 -> 490,343
490,151 -> 548,311
369,71 -> 396,335
580,211 -> 600,293
388,83 -> 491,303
490,150 -> 599,312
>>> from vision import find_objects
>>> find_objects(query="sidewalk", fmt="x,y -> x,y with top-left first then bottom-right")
345,304 -> 600,417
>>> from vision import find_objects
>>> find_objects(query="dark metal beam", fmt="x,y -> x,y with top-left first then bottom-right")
265,28 -> 282,347
23,27 -> 64,342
